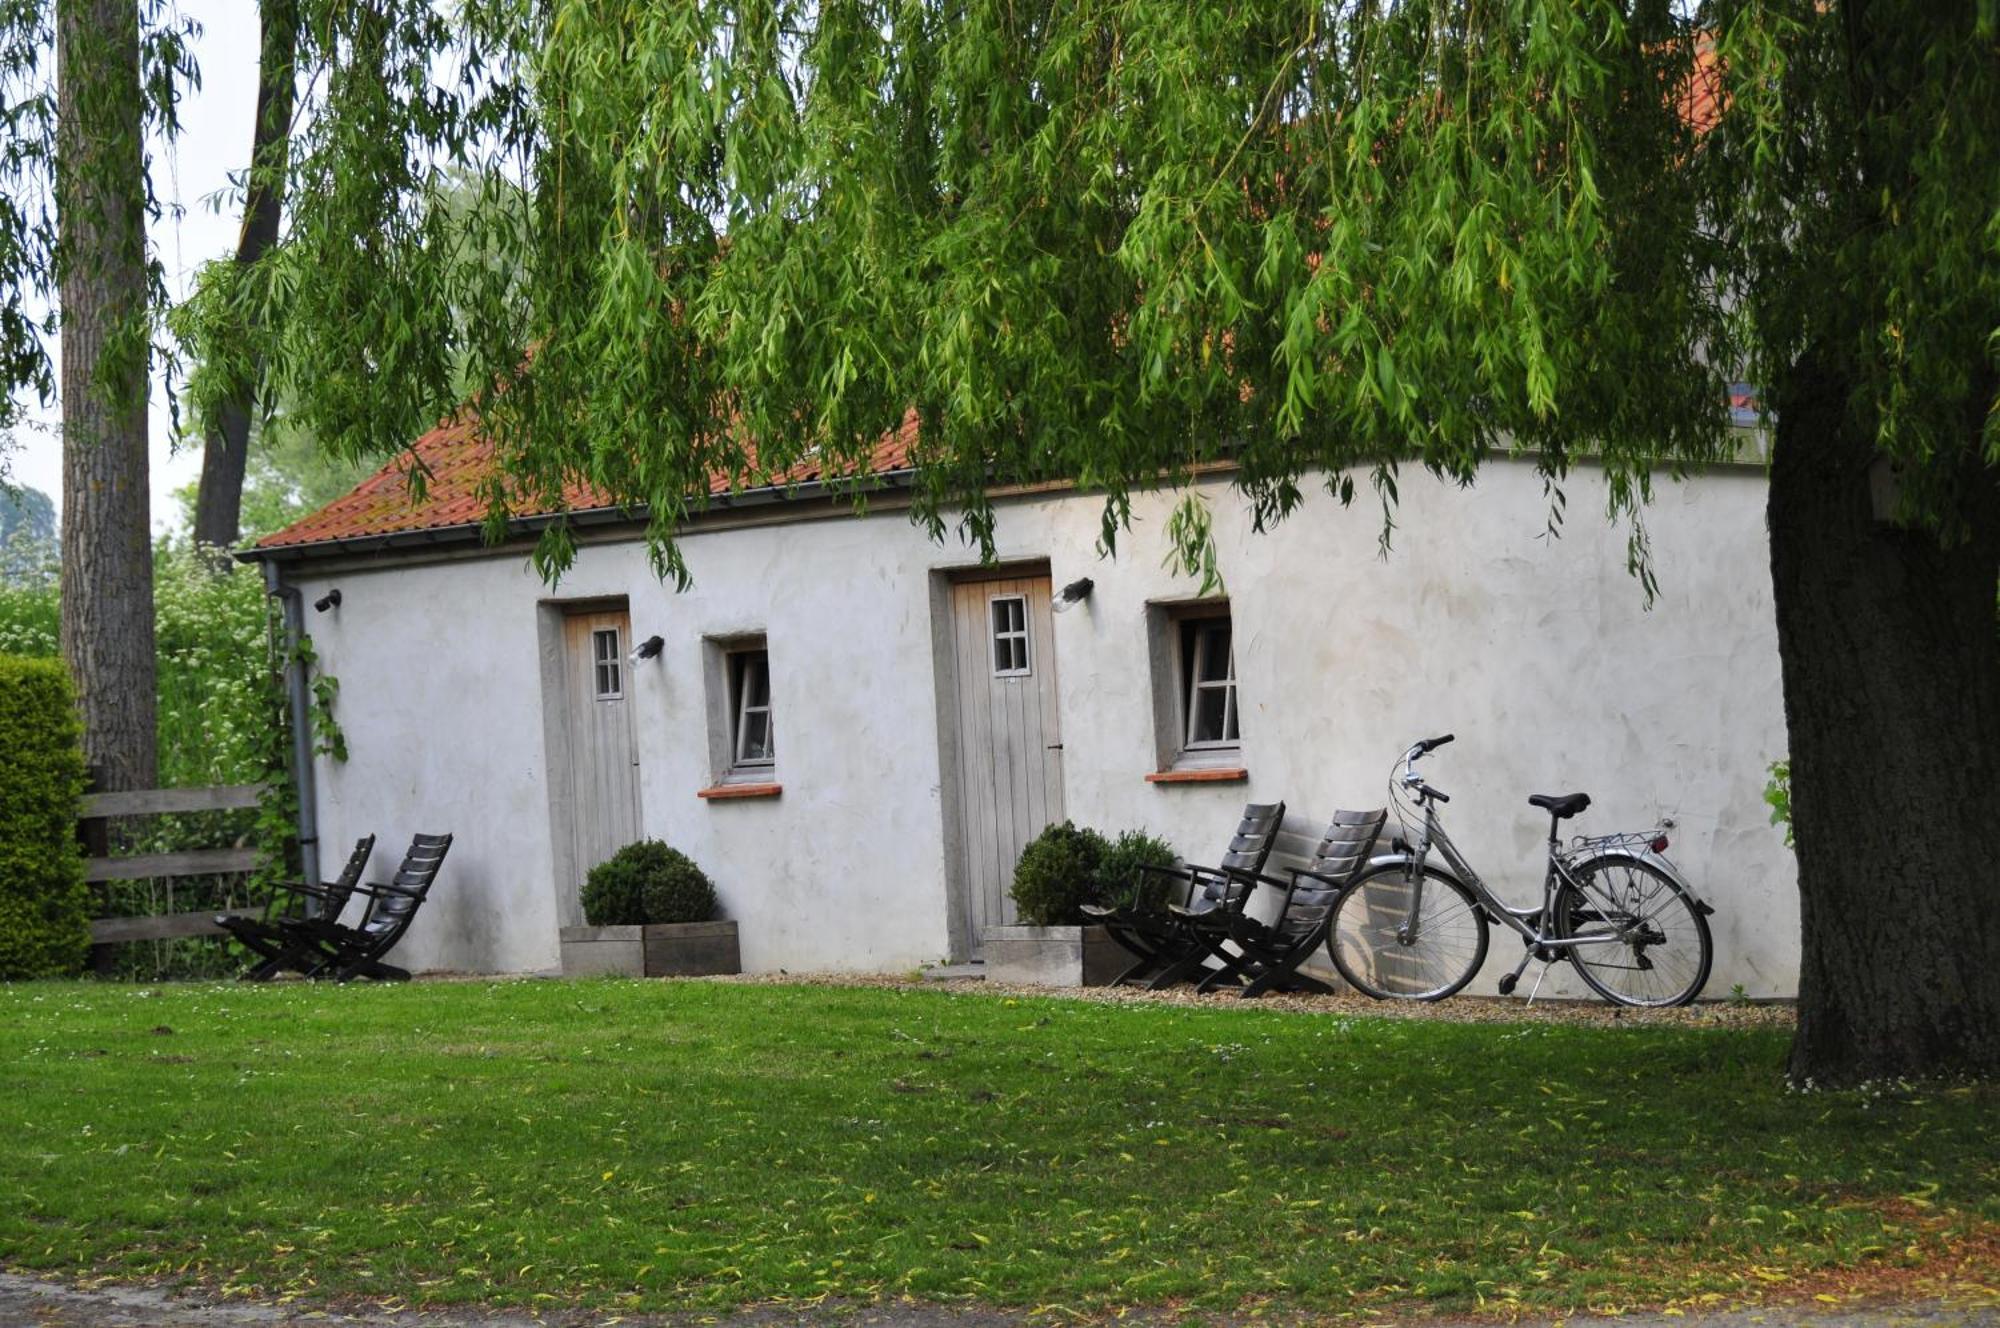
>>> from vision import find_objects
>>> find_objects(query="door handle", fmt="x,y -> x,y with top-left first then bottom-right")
1046,743 -> 1064,750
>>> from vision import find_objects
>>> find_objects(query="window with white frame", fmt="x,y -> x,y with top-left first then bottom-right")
702,634 -> 778,786
1146,601 -> 1243,769
730,648 -> 775,768
990,594 -> 1032,676
1180,617 -> 1238,748
591,628 -> 623,700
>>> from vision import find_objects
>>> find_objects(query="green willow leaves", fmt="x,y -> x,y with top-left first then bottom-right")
179,0 -> 1993,582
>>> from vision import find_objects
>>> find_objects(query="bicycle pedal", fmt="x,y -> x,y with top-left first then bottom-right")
1497,974 -> 1518,996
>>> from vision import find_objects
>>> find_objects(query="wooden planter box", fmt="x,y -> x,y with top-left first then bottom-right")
982,924 -> 1136,987
559,921 -> 741,978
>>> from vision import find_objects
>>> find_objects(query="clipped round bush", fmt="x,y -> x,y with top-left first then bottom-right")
581,839 -> 716,926
1009,821 -> 1109,926
581,840 -> 717,926
639,846 -> 717,924
1097,829 -> 1180,913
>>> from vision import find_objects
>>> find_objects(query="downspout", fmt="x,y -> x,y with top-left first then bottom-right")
262,560 -> 322,902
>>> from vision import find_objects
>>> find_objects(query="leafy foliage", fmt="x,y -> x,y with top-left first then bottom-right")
0,656 -> 89,977
0,549 -> 301,979
1097,830 -> 1180,913
1013,823 -> 1180,925
1010,821 -> 1108,926
581,840 -> 717,926
1764,760 -> 1792,849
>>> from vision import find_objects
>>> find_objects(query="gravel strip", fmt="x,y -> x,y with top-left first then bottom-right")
698,970 -> 1796,1030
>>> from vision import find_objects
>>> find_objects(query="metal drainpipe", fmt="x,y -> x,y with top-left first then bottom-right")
262,561 -> 322,902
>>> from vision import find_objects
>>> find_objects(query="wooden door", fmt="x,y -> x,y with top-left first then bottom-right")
557,608 -> 642,923
947,573 -> 1065,955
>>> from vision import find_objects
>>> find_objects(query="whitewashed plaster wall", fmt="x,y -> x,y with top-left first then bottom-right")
287,457 -> 1797,996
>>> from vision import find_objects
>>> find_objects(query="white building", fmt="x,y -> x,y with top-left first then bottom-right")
244,416 -> 1797,998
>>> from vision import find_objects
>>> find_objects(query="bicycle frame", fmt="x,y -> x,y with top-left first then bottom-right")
1385,788 -> 1702,954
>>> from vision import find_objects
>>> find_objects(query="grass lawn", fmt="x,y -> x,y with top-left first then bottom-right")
0,979 -> 1993,1319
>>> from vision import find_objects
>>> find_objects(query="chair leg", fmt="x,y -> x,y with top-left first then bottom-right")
1241,961 -> 1335,999
1144,948 -> 1213,990
1195,946 -> 1250,993
1111,952 -> 1162,987
237,957 -> 282,982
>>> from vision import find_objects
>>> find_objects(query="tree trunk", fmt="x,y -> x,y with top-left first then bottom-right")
191,0 -> 299,552
57,0 -> 156,792
1767,357 -> 2000,1085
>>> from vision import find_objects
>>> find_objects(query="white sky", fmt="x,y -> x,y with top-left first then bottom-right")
6,1 -> 263,534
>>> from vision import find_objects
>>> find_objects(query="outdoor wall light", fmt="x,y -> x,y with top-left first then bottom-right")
1051,577 -> 1095,613
313,589 -> 342,613
630,634 -> 665,663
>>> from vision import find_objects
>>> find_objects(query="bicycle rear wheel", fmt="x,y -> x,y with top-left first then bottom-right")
1328,864 -> 1489,1001
1557,856 -> 1713,1007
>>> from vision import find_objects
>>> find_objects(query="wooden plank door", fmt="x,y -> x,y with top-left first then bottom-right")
557,608 -> 643,924
947,573 -> 1065,956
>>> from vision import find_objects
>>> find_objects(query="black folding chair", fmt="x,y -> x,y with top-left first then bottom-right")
1221,808 -> 1387,998
1083,801 -> 1286,989
257,833 -> 452,982
217,835 -> 376,981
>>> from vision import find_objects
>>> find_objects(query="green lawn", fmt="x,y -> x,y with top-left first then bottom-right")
0,979 -> 1992,1318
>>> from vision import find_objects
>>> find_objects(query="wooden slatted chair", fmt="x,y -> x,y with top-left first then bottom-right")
261,833 -> 452,982
216,835 -> 376,981
1083,801 -> 1286,989
1220,808 -> 1388,998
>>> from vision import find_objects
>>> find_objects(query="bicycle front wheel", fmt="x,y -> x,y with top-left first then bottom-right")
1328,865 -> 1489,1001
1557,856 -> 1713,1007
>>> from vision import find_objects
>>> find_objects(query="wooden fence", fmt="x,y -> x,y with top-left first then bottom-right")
81,783 -> 267,947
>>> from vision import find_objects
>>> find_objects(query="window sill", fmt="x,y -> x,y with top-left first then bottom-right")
1145,767 -> 1248,785
697,783 -> 782,801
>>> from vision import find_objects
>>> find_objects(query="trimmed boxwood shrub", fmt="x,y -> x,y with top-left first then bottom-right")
581,840 -> 717,926
0,656 -> 90,977
1012,823 -> 1184,925
1098,829 -> 1180,912
1009,821 -> 1109,926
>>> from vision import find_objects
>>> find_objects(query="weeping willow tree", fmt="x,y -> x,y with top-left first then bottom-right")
187,0 -> 1994,1084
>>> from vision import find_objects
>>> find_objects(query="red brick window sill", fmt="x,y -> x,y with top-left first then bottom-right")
1145,767 -> 1249,785
697,783 -> 782,801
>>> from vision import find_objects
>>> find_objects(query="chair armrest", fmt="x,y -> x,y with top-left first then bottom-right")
1286,867 -> 1350,888
352,880 -> 424,900
269,879 -> 342,902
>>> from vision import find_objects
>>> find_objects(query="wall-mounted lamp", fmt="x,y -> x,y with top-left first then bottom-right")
629,634 -> 665,664
312,589 -> 342,613
1051,577 -> 1095,614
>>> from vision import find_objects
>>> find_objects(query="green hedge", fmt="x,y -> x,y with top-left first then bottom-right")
581,840 -> 718,926
0,656 -> 90,977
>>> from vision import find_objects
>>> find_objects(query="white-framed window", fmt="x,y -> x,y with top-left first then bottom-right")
730,648 -> 775,768
1146,600 -> 1242,769
592,627 -> 623,700
1180,617 -> 1238,748
703,633 -> 777,786
990,594 -> 1032,677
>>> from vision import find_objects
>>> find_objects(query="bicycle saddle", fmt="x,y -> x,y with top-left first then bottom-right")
1529,792 -> 1592,819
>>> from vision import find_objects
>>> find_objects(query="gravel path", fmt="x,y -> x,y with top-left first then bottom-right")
0,1272 -> 1991,1328
708,970 -> 1798,1030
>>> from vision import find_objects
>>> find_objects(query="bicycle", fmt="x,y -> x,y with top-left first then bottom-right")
1325,735 -> 1716,1007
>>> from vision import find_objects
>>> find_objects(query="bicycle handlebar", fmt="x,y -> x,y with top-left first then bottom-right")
1415,733 -> 1455,755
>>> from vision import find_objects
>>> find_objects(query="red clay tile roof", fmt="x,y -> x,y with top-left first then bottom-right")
255,410 -> 919,553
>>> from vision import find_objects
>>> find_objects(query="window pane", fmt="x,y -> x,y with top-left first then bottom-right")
743,653 -> 770,707
739,709 -> 772,762
1191,683 -> 1232,743
1195,624 -> 1232,682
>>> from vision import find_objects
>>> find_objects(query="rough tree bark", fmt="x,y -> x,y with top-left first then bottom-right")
57,0 -> 156,792
1768,356 -> 2000,1085
191,0 -> 299,552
